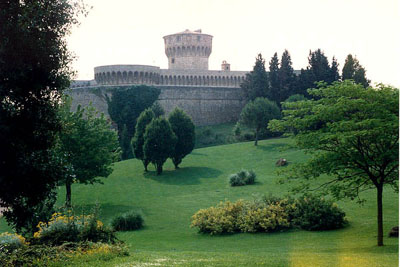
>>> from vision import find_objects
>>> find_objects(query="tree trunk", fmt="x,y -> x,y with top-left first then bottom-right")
156,163 -> 163,175
173,157 -> 181,169
65,180 -> 72,207
377,184 -> 384,246
254,128 -> 259,146
143,160 -> 149,172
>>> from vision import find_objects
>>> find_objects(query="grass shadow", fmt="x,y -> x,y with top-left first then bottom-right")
70,203 -> 143,223
143,166 -> 223,185
256,142 -> 288,152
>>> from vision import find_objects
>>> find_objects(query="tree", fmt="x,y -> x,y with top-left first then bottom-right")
269,81 -> 399,246
58,101 -> 120,207
239,98 -> 281,146
241,54 -> 270,101
0,0 -> 85,234
278,50 -> 297,104
107,85 -> 160,159
132,108 -> 155,171
168,108 -> 195,169
269,52 -> 280,102
342,54 -> 370,87
120,124 -> 131,160
143,118 -> 177,175
151,101 -> 165,117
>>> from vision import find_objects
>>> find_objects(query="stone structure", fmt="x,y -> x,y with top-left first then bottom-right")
69,29 -> 249,125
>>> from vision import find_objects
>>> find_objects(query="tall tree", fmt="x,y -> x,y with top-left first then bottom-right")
132,108 -> 155,171
269,52 -> 280,102
330,57 -> 340,82
269,81 -> 399,246
168,108 -> 195,169
143,118 -> 177,175
107,85 -> 160,159
342,54 -> 370,87
278,50 -> 296,104
241,54 -> 270,101
0,0 -> 85,234
58,101 -> 120,207
239,97 -> 281,146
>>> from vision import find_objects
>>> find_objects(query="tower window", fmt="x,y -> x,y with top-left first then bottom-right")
172,58 -> 175,64
197,36 -> 201,41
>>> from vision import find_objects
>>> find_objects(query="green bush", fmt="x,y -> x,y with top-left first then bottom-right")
34,211 -> 117,245
191,195 -> 347,235
292,195 -> 347,231
0,232 -> 28,253
229,169 -> 256,186
111,211 -> 143,231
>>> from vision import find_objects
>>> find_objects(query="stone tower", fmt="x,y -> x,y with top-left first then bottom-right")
163,29 -> 213,70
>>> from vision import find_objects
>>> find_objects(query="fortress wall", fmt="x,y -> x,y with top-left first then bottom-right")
66,85 -> 245,126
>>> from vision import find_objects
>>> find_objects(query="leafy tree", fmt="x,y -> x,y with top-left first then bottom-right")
342,54 -> 370,87
107,85 -> 160,159
241,54 -> 270,101
168,108 -> 195,169
120,124 -> 132,159
132,108 -> 155,171
285,94 -> 306,102
239,98 -> 281,146
330,57 -> 340,82
0,0 -> 85,234
269,81 -> 399,246
58,100 -> 120,207
144,118 -> 177,175
151,101 -> 165,117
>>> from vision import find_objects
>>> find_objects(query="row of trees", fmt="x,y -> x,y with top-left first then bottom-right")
242,49 -> 370,104
132,108 -> 195,175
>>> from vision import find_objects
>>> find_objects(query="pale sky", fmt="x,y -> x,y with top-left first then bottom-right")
68,0 -> 400,87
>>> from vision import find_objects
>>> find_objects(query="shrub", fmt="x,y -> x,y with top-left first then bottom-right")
238,201 -> 290,233
33,211 -> 117,245
190,200 -> 245,235
0,232 -> 28,253
229,169 -> 256,186
112,211 -> 144,231
292,195 -> 347,231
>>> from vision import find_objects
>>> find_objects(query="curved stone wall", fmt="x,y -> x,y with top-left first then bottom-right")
94,65 -> 160,86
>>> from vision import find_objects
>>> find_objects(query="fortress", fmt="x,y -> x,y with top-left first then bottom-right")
68,29 -> 249,125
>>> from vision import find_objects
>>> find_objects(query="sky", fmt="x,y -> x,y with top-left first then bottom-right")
67,0 -> 400,87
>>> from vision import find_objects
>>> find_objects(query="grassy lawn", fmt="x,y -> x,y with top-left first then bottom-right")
1,138 -> 398,266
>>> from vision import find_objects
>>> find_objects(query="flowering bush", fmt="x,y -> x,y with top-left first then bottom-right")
0,232 -> 28,252
34,211 -> 116,245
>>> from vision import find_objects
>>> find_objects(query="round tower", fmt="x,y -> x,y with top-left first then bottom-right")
163,29 -> 213,70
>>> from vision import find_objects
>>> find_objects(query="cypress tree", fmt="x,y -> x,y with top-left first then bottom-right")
269,52 -> 280,103
241,54 -> 270,101
278,50 -> 296,104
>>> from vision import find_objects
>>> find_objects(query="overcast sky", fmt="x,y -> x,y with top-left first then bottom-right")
67,0 -> 400,87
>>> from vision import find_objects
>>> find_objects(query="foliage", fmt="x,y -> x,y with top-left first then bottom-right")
297,49 -> 340,96
229,169 -> 256,186
190,200 -> 245,235
342,54 -> 370,87
285,94 -> 306,102
0,0 -> 86,235
132,108 -> 155,171
168,108 -> 196,169
151,101 -> 165,117
33,210 -> 117,246
107,85 -> 161,159
239,97 -> 281,145
269,81 -> 399,246
111,211 -> 144,231
241,54 -> 271,101
0,241 -> 128,267
143,117 -> 177,175
58,99 -> 120,206
292,195 -> 347,231
277,50 -> 297,104
0,232 -> 28,253
191,196 -> 346,235
120,124 -> 132,159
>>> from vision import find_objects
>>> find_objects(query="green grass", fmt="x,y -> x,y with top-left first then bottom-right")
1,138 -> 398,266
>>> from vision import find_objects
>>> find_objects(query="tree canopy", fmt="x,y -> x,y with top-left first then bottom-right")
269,81 -> 399,246
241,54 -> 270,101
239,97 -> 281,146
107,85 -> 160,159
168,108 -> 195,169
58,100 -> 120,206
132,108 -> 155,171
143,117 -> 177,175
342,54 -> 370,87
0,0 -> 85,233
